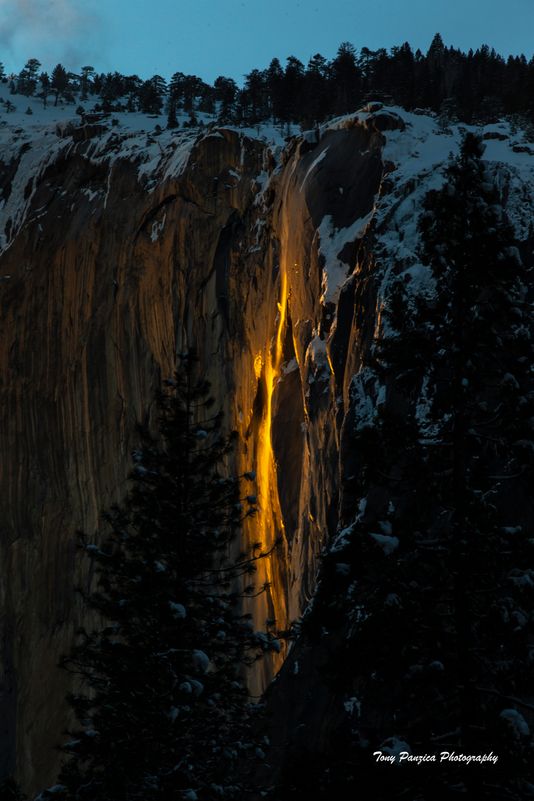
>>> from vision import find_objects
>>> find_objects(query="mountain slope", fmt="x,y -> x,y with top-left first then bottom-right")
1,102 -> 534,794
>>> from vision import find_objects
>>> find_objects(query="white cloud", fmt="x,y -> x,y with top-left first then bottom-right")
0,0 -> 102,71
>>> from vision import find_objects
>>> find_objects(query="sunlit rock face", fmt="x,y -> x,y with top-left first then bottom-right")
0,113 -> 387,792
250,120 -> 386,648
246,111 -> 534,788
0,127 -> 269,792
3,105 -> 531,794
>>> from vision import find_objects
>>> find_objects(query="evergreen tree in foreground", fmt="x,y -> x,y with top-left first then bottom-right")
0,778 -> 26,801
278,134 -> 534,800
51,64 -> 69,106
40,355 -> 277,801
166,98 -> 179,129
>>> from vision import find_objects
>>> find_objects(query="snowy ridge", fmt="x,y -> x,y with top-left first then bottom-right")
0,132 -> 70,253
2,93 -> 534,305
370,107 -> 534,306
317,212 -> 373,304
326,105 -> 534,348
0,83 -> 295,257
0,120 -> 201,254
307,105 -> 534,550
305,105 -> 534,323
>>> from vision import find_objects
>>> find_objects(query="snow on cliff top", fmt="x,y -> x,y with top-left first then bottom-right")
1,82 -> 533,266
313,104 -> 534,307
371,107 -> 534,322
0,82 -> 196,253
0,82 -> 298,255
375,106 -> 534,245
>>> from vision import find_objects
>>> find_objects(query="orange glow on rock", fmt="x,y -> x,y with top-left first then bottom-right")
249,266 -> 290,687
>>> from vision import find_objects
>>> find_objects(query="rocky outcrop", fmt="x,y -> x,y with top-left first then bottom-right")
0,126 -> 267,791
1,106 -> 533,794
0,113 -> 386,793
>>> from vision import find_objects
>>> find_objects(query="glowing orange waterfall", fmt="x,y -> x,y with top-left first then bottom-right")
258,267 -> 288,532
249,266 -> 290,688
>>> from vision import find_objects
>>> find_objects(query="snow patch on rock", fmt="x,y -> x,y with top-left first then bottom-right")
317,212 -> 373,304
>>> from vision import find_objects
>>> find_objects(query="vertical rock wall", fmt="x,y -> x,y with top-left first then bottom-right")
0,119 -> 387,794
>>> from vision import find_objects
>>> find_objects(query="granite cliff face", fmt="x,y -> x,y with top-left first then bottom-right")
1,107 -> 533,794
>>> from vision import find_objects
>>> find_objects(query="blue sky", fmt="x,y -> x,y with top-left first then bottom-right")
1,0 -> 533,83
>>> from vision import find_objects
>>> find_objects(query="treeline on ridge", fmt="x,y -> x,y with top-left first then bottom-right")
2,33 -> 534,130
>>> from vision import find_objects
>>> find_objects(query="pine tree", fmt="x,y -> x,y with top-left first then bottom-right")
272,56 -> 305,131
416,133 -> 534,775
166,98 -> 178,129
138,76 -> 166,115
39,72 -> 50,108
264,58 -> 284,125
388,43 -> 416,108
51,64 -> 69,106
0,777 -> 26,801
17,58 -> 41,96
277,134 -> 534,800
357,133 -> 534,799
182,76 -> 203,112
169,72 -> 186,108
39,356 -> 278,801
99,72 -> 125,110
80,66 -> 95,101
302,54 -> 329,127
243,69 -> 266,125
213,77 -> 237,123
330,41 -> 361,114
